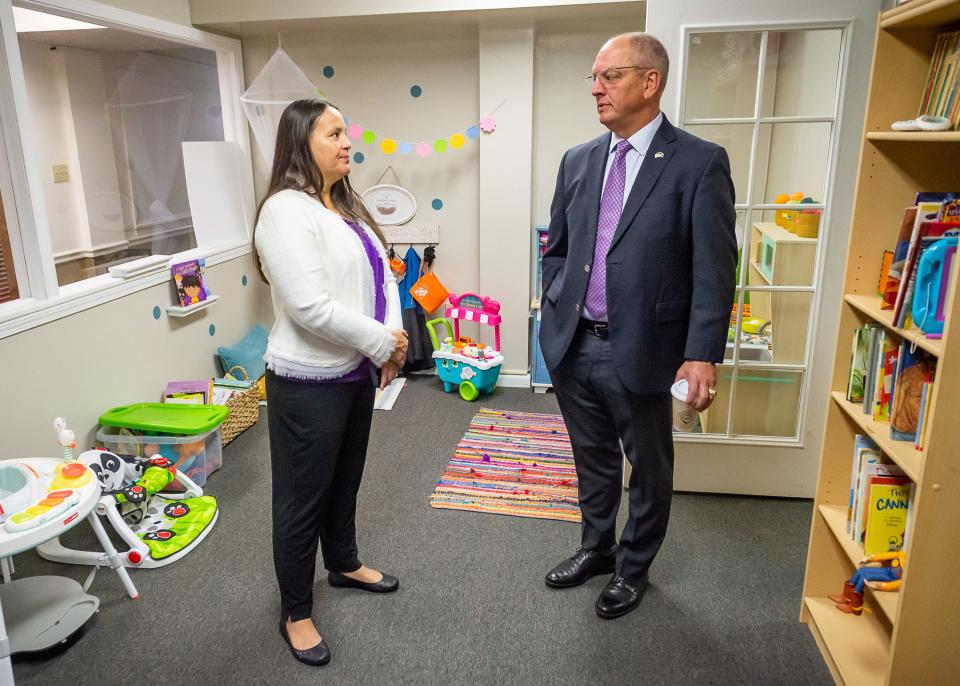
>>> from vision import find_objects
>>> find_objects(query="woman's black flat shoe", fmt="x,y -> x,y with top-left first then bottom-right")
328,570 -> 399,593
278,621 -> 331,666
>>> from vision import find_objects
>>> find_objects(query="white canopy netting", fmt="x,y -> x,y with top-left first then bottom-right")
241,47 -> 320,168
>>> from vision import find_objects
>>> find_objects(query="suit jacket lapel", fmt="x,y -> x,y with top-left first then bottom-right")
580,133 -> 611,258
609,117 -> 678,253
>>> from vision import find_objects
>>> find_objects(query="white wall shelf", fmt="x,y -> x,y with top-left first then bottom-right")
166,294 -> 221,318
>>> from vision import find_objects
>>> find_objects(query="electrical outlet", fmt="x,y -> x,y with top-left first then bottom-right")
52,164 -> 70,183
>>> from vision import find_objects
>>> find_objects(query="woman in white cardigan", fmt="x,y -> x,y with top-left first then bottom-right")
254,99 -> 408,667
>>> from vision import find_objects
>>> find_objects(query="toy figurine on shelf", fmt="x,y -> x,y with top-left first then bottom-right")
829,551 -> 906,615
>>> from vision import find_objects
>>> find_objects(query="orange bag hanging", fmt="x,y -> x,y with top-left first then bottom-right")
409,262 -> 449,314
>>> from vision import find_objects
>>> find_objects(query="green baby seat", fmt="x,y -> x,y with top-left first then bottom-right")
37,449 -> 218,569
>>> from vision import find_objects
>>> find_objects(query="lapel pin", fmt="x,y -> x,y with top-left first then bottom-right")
654,151 -> 664,159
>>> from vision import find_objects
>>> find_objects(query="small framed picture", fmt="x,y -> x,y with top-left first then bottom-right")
361,184 -> 417,225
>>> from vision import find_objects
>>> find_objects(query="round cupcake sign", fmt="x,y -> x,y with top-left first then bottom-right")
361,184 -> 417,225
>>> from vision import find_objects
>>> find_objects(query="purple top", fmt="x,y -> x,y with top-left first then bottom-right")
328,218 -> 385,383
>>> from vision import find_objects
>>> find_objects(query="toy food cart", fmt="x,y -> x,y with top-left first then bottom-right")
425,293 -> 504,401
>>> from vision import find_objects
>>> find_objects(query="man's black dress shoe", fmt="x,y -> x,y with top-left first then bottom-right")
279,621 -> 331,666
328,570 -> 399,593
544,547 -> 617,588
595,575 -> 647,619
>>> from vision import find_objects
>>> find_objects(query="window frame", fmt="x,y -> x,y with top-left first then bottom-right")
676,20 -> 853,447
0,0 -> 252,339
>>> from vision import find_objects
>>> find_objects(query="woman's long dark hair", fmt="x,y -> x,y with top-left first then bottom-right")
252,99 -> 385,283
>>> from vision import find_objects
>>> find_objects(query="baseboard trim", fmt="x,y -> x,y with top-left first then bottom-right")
497,373 -> 530,388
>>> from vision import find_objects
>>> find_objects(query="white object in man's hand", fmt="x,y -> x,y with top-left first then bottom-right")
675,360 -> 717,412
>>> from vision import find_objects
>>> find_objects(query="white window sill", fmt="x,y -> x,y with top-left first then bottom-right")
0,241 -> 251,340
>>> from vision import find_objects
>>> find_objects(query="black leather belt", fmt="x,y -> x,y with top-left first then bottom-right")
578,318 -> 609,339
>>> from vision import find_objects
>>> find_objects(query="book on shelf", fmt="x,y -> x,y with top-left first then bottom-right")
164,379 -> 212,404
918,31 -> 960,130
873,335 -> 899,423
171,259 -> 208,308
846,326 -> 874,403
863,477 -> 912,556
862,327 -> 882,414
848,434 -> 880,535
915,382 -> 932,451
878,250 -> 893,296
891,201 -> 944,324
890,341 -> 936,442
881,207 -> 917,309
855,461 -> 905,544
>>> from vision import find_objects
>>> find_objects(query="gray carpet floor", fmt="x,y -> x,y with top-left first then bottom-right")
12,376 -> 830,685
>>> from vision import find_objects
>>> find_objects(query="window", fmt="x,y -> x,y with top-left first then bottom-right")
0,0 -> 247,333
16,9 -> 225,286
680,27 -> 844,440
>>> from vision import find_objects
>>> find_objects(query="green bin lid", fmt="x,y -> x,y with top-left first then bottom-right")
99,403 -> 229,434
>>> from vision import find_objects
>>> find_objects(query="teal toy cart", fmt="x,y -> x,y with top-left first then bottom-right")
426,292 -> 504,401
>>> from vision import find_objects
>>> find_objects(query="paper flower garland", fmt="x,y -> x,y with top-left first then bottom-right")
345,116 -> 497,159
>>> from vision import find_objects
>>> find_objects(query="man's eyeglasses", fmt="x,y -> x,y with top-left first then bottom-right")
585,65 -> 655,86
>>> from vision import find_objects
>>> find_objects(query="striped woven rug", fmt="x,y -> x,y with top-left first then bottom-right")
430,408 -> 581,522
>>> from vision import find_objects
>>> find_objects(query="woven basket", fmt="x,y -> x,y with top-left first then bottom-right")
221,365 -> 260,446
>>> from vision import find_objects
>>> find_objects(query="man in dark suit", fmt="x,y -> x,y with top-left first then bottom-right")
539,32 -> 736,619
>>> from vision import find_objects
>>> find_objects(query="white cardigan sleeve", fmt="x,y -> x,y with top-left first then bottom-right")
256,195 -> 397,365
383,254 -> 403,332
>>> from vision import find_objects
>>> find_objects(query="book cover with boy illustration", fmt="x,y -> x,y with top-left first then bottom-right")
171,259 -> 207,308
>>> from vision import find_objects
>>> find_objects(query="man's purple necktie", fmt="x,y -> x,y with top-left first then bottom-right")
584,139 -> 633,321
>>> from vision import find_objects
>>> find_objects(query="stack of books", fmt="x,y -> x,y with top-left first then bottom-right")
918,30 -> 960,130
847,435 -> 913,556
164,377 -> 252,405
846,326 -> 936,448
879,193 -> 960,332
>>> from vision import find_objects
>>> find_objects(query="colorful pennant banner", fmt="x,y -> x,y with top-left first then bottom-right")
345,115 -> 497,158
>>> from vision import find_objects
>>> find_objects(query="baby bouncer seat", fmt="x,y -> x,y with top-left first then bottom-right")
37,448 -> 218,570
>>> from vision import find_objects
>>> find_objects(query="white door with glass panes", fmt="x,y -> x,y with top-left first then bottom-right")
641,12 -> 877,496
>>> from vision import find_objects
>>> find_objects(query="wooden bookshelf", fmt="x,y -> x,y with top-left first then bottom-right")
801,2 -> 960,683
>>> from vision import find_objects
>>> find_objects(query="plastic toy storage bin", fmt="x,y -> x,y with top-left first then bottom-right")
96,403 -> 229,488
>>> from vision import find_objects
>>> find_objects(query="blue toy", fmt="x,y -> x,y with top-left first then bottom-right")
913,236 -> 957,335
426,292 -> 503,401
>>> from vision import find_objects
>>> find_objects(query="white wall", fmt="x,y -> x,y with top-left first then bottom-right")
17,39 -> 89,257
532,14 -> 644,226
0,254 -> 271,457
241,25 -> 484,351
60,47 -> 127,252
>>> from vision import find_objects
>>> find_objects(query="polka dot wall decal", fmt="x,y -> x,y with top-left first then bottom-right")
449,133 -> 465,149
322,65 -> 335,78
242,274 -> 248,286
433,139 -> 447,153
209,324 -> 216,336
152,306 -> 161,320
410,85 -> 422,97
353,152 -> 365,163
380,138 -> 397,155
398,142 -> 414,155
432,199 -> 443,210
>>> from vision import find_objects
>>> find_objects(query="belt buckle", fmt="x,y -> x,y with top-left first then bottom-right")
591,322 -> 609,339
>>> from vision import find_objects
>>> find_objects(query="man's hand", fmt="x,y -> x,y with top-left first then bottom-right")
380,361 -> 400,390
675,361 -> 717,412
